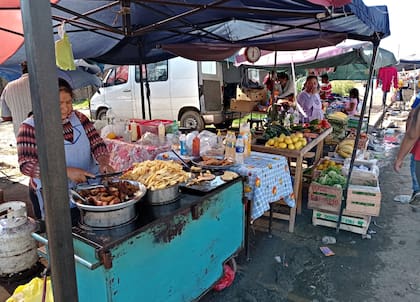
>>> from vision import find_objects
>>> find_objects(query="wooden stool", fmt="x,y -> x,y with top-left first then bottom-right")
266,199 -> 296,233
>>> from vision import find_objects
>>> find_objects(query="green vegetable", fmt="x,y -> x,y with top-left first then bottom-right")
315,167 -> 346,187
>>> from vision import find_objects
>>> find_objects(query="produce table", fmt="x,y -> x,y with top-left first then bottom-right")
252,127 -> 332,215
104,138 -> 172,171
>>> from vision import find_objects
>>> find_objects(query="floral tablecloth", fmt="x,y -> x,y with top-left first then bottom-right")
105,138 -> 172,171
156,151 -> 295,220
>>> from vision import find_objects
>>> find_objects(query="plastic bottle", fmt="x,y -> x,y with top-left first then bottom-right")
239,122 -> 251,158
235,135 -> 245,164
225,131 -> 236,162
192,135 -> 200,157
172,120 -> 179,136
158,122 -> 166,143
130,121 -> 138,142
172,120 -> 179,145
179,134 -> 187,155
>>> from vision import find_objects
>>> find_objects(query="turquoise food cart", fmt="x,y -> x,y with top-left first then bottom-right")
36,178 -> 244,301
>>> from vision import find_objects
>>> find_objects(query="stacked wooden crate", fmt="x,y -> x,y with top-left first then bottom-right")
309,158 -> 381,235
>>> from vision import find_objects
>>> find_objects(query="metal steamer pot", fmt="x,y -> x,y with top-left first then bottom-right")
145,184 -> 180,205
71,181 -> 146,228
0,201 -> 38,276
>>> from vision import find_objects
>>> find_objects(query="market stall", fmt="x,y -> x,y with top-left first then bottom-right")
4,0 -> 391,300
34,177 -> 245,301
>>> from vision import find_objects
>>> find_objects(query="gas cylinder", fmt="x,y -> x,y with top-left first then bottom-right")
0,202 -> 38,276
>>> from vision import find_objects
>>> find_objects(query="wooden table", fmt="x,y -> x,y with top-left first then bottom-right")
252,127 -> 332,215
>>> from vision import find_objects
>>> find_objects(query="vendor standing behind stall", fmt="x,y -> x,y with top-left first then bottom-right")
16,78 -> 114,224
274,72 -> 295,101
297,75 -> 324,122
343,88 -> 359,116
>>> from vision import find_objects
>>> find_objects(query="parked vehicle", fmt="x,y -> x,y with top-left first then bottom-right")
90,57 -> 241,129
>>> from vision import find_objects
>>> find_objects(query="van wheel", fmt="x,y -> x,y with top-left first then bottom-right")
97,108 -> 108,121
180,111 -> 205,130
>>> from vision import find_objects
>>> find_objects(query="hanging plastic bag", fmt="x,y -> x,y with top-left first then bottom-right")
6,277 -> 54,302
55,22 -> 76,71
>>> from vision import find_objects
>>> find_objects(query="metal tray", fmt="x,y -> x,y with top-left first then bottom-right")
70,180 -> 146,212
191,156 -> 236,170
179,176 -> 227,195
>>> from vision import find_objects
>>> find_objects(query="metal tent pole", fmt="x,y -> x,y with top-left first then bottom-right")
20,0 -> 78,301
336,38 -> 380,233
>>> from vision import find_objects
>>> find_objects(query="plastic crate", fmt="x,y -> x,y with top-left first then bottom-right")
133,119 -> 173,135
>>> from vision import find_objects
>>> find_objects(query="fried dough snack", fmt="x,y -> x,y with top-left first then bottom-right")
122,160 -> 189,190
200,156 -> 233,166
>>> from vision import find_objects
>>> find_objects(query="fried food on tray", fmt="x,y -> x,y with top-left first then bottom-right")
221,171 -> 239,181
186,171 -> 216,186
122,160 -> 189,190
199,156 -> 233,167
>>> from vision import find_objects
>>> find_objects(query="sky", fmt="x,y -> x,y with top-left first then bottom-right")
363,0 -> 418,59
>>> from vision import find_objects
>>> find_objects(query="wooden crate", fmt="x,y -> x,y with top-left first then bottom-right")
308,182 -> 342,213
346,185 -> 381,216
312,209 -> 371,235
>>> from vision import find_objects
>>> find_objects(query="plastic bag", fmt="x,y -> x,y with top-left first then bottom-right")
213,264 -> 235,291
6,277 -> 54,302
55,23 -> 76,71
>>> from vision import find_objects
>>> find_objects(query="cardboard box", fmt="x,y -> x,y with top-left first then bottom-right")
230,99 -> 259,112
236,87 -> 267,102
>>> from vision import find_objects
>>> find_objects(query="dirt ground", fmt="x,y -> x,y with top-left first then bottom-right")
1,112 -> 420,301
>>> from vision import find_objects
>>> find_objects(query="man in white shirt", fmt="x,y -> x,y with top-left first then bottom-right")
1,61 -> 32,137
274,72 -> 295,101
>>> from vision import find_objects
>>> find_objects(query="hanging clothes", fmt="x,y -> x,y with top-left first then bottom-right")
377,66 -> 398,92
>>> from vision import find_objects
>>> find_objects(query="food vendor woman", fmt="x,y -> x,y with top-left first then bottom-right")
17,78 -> 114,224
297,75 -> 324,122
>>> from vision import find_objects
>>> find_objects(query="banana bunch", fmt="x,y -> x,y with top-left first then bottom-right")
336,139 -> 354,158
328,111 -> 348,123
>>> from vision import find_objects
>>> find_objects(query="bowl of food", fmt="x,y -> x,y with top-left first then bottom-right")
70,179 -> 146,228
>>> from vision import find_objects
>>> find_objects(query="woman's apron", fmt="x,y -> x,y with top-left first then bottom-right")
24,112 -> 99,218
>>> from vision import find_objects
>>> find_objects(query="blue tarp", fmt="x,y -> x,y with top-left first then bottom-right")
1,0 -> 390,67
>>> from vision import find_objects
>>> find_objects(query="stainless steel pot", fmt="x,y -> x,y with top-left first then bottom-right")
146,184 -> 180,205
71,180 -> 147,228
79,205 -> 136,228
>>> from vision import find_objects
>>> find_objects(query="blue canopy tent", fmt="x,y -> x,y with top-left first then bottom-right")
2,0 -> 390,66
4,1 -> 390,300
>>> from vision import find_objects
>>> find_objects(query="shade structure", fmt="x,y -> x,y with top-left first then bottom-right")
1,0 -> 390,68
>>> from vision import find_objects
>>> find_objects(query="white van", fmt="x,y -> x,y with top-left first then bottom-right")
90,57 -> 241,129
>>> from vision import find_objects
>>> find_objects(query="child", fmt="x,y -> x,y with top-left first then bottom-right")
344,88 -> 359,116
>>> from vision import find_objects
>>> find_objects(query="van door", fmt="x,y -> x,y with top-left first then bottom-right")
198,61 -> 224,124
199,61 -> 223,112
102,65 -> 134,118
132,61 -> 173,120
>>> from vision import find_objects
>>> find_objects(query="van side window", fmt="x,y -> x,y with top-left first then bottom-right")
106,66 -> 129,86
201,62 -> 217,75
136,61 -> 168,82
